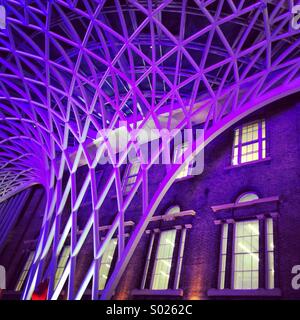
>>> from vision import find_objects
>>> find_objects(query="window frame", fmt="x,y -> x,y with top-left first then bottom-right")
218,224 -> 228,290
218,217 -> 276,291
173,142 -> 194,179
231,220 -> 260,290
265,218 -> 275,289
140,205 -> 189,292
150,229 -> 177,290
122,159 -> 141,194
232,119 -> 267,166
98,238 -> 118,290
236,192 -> 259,204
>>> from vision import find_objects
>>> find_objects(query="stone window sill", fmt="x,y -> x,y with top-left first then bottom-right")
207,288 -> 281,297
174,175 -> 195,183
132,289 -> 183,297
225,157 -> 271,170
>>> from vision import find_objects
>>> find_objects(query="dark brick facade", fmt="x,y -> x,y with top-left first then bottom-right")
1,94 -> 300,300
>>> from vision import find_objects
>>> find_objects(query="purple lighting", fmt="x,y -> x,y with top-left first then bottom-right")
0,0 -> 299,300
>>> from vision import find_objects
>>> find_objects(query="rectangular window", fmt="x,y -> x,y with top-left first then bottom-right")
233,221 -> 259,289
218,217 -> 276,291
123,160 -> 140,194
232,120 -> 266,165
266,218 -> 275,289
15,251 -> 35,291
54,246 -> 70,288
218,224 -> 228,289
174,142 -> 195,179
98,238 -> 118,290
151,230 -> 176,290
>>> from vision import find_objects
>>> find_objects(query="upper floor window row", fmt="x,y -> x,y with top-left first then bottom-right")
232,120 -> 266,166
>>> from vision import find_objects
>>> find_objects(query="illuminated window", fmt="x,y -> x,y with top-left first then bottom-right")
54,246 -> 70,288
165,205 -> 180,216
123,160 -> 140,194
15,251 -> 35,291
141,206 -> 187,291
218,224 -> 228,290
266,218 -> 275,289
218,218 -> 276,291
98,238 -> 118,290
232,120 -> 266,165
173,142 -> 194,179
237,192 -> 259,203
233,221 -> 259,289
151,230 -> 176,290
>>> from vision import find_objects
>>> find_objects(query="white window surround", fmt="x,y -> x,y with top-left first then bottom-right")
266,218 -> 275,289
218,224 -> 228,290
207,288 -> 281,297
217,217 -> 276,293
139,226 -> 188,294
225,156 -> 271,170
139,206 -> 191,293
232,120 -> 267,166
132,288 -> 184,297
211,196 -> 279,213
149,209 -> 196,223
151,229 -> 177,290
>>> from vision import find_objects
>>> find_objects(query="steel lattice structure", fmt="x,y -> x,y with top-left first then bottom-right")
0,0 -> 299,300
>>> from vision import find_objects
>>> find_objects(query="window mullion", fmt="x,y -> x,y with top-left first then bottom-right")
150,232 -> 162,289
259,218 -> 266,289
226,222 -> 235,289
173,227 -> 187,290
258,121 -> 263,160
238,127 -> 242,164
141,232 -> 155,290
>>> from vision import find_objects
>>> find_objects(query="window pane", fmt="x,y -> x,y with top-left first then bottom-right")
152,230 -> 176,290
99,239 -> 118,290
165,206 -> 180,216
54,246 -> 70,288
232,120 -> 266,166
266,218 -> 275,289
174,142 -> 192,179
232,147 -> 239,165
237,193 -> 259,203
234,221 -> 259,289
234,129 -> 239,146
124,160 -> 140,194
262,120 -> 266,138
218,224 -> 228,289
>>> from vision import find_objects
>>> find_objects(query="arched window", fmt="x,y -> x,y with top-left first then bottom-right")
165,205 -> 180,215
236,192 -> 259,204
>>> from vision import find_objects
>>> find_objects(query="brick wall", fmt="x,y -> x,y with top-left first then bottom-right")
1,94 -> 300,300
